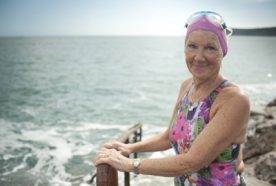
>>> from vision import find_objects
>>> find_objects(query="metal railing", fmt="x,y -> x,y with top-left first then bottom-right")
90,123 -> 143,186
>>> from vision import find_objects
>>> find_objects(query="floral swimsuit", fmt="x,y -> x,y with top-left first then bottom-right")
169,80 -> 240,186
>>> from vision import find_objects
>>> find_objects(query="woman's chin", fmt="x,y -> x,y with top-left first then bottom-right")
191,69 -> 208,78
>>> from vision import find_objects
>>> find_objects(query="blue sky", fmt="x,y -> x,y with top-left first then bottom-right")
0,0 -> 276,36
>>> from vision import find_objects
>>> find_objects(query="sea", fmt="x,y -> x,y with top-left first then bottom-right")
0,36 -> 275,186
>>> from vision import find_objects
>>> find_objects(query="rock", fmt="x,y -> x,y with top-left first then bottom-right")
250,109 -> 267,117
244,121 -> 276,161
245,176 -> 275,186
250,110 -> 273,120
266,106 -> 276,119
243,98 -> 276,185
254,151 -> 276,184
267,98 -> 276,107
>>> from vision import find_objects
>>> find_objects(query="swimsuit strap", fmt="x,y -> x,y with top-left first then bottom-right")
209,79 -> 230,103
179,79 -> 230,108
178,81 -> 193,106
184,81 -> 194,98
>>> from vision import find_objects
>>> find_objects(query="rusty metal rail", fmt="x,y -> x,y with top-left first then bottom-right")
90,123 -> 142,186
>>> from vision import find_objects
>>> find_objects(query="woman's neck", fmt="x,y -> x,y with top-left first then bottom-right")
189,74 -> 224,102
192,74 -> 223,91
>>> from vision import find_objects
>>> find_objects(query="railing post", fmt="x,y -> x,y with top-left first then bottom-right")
93,123 -> 142,186
96,164 -> 118,186
133,126 -> 142,159
124,139 -> 130,186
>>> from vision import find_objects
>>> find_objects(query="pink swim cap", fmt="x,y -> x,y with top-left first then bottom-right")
185,16 -> 228,56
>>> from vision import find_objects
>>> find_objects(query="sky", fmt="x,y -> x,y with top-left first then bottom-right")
0,0 -> 276,36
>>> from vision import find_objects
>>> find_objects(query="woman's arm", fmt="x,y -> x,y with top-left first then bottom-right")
129,128 -> 171,153
96,87 -> 250,176
104,128 -> 170,156
105,79 -> 192,154
131,88 -> 250,176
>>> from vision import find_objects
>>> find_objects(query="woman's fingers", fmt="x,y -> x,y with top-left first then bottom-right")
103,141 -> 132,157
95,148 -> 113,165
104,140 -> 120,149
104,142 -> 114,149
95,142 -> 132,170
118,146 -> 129,156
104,141 -> 130,155
95,148 -> 130,172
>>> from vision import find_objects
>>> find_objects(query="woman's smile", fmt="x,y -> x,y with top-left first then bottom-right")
193,61 -> 208,68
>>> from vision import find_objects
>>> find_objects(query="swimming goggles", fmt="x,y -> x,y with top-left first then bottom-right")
185,11 -> 232,36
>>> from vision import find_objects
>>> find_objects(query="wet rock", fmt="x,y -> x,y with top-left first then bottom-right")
244,120 -> 276,160
267,98 -> 276,107
244,98 -> 276,185
254,151 -> 276,184
266,106 -> 276,119
250,109 -> 267,117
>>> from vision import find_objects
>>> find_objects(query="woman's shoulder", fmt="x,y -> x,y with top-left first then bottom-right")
180,77 -> 193,92
210,81 -> 250,124
217,81 -> 250,108
175,78 -> 193,103
224,82 -> 249,99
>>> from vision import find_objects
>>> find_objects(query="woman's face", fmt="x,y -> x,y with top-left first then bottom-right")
184,30 -> 224,81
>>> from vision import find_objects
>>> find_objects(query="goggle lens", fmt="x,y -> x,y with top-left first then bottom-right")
185,11 -> 232,36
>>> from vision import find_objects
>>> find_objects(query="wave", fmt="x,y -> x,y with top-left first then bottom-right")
0,119 -> 136,185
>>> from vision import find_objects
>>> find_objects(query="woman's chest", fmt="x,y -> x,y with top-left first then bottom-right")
169,99 -> 213,151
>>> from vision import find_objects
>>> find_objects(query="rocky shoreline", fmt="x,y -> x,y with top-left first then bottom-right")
243,98 -> 276,185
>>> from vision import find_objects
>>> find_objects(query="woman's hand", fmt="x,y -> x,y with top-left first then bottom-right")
95,148 -> 132,172
104,140 -> 132,156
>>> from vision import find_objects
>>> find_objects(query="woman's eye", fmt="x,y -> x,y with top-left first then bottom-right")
206,46 -> 216,51
188,44 -> 197,49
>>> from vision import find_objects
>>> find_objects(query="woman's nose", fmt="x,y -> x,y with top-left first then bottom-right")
194,49 -> 205,61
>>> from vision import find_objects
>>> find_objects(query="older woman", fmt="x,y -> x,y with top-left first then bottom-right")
95,11 -> 249,186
